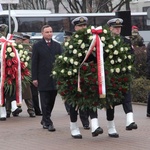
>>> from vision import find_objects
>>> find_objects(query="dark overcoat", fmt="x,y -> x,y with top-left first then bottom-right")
31,38 -> 63,91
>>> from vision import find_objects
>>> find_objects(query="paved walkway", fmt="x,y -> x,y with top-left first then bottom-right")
0,94 -> 149,150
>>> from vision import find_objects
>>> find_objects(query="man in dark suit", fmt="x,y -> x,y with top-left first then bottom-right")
32,25 -> 63,132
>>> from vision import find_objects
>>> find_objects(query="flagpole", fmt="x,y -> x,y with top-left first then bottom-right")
8,3 -> 11,33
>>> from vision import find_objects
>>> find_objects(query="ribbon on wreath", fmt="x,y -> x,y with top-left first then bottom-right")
0,34 -> 22,106
77,26 -> 106,98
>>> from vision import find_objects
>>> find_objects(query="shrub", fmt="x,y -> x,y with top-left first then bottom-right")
131,77 -> 150,103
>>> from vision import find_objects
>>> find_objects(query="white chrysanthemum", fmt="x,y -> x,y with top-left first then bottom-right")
10,52 -> 15,57
105,49 -> 109,53
128,65 -> 132,70
118,58 -> 122,63
109,55 -> 113,59
102,43 -> 105,47
113,40 -> 117,46
21,58 -> 24,61
120,47 -> 124,52
85,50 -> 87,54
12,42 -> 17,46
61,69 -> 65,73
87,28 -> 91,33
73,69 -> 77,73
74,61 -> 79,66
115,68 -> 120,73
101,36 -> 105,41
124,55 -> 127,59
81,43 -> 85,49
103,29 -> 107,34
7,43 -> 11,46
75,34 -> 79,38
24,62 -> 28,67
110,60 -> 115,64
22,55 -> 26,58
122,67 -> 126,72
78,40 -> 82,44
118,38 -> 121,43
18,44 -> 23,49
73,49 -> 77,54
64,57 -> 67,61
110,69 -> 114,73
52,71 -> 57,75
108,44 -> 113,49
128,55 -> 132,59
125,47 -> 129,51
93,47 -> 96,51
68,71 -> 72,76
78,53 -> 82,57
64,42 -> 69,47
69,45 -> 73,49
7,47 -> 12,53
58,55 -> 63,59
19,50 -> 23,55
24,51 -> 28,55
89,36 -> 93,40
69,58 -> 74,64
26,56 -> 30,61
114,50 -> 119,55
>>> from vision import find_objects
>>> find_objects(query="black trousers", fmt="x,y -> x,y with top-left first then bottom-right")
147,92 -> 150,114
106,91 -> 133,121
69,105 -> 98,123
30,83 -> 41,114
39,90 -> 57,126
79,109 -> 90,126
5,92 -> 16,115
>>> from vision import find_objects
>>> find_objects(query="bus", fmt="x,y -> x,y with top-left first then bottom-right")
0,10 -> 149,44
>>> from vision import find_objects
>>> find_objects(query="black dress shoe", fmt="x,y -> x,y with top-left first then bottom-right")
12,108 -> 22,117
29,113 -> 36,118
71,134 -> 82,139
43,125 -> 49,129
126,122 -> 138,130
108,133 -> 119,138
147,113 -> 150,117
7,113 -> 10,118
36,113 -> 42,116
92,127 -> 103,137
83,125 -> 90,130
0,117 -> 6,121
48,124 -> 56,132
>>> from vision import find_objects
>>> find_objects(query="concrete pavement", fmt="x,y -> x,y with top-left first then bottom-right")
0,94 -> 149,150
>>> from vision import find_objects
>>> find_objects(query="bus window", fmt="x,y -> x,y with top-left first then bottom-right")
131,15 -> 150,30
45,17 -> 71,32
0,15 -> 15,33
16,17 -> 45,32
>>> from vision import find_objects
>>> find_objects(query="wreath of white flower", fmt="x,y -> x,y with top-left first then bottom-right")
53,26 -> 134,110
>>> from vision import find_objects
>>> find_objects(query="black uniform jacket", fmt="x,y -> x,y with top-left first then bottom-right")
31,38 -> 63,91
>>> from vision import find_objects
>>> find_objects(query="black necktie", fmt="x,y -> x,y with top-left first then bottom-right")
47,41 -> 50,47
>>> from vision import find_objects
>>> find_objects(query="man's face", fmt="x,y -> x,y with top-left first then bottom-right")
42,27 -> 53,41
110,26 -> 121,36
23,38 -> 30,44
15,38 -> 23,44
75,24 -> 87,31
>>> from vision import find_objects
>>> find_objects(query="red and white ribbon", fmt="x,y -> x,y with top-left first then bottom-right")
78,26 -> 106,98
0,34 -> 22,106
